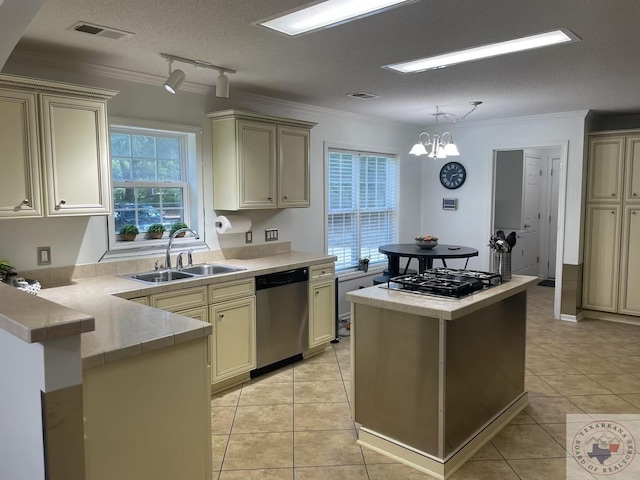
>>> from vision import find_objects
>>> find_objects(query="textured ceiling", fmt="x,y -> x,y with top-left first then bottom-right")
13,0 -> 640,125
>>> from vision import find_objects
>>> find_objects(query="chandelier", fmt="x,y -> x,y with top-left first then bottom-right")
409,101 -> 482,159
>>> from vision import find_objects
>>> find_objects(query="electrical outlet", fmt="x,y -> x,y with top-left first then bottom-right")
265,228 -> 278,242
37,246 -> 51,266
245,231 -> 253,244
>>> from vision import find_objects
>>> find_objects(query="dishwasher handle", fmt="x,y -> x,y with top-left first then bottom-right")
255,267 -> 308,291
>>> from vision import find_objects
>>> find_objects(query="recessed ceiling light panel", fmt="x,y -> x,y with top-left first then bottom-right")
257,0 -> 418,37
384,28 -> 580,74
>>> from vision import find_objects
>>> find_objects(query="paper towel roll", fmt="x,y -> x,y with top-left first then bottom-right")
215,215 -> 252,235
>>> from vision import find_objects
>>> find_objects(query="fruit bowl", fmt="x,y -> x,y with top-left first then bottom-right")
415,235 -> 438,249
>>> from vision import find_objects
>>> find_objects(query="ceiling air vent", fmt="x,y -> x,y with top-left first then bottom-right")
347,91 -> 379,100
69,22 -> 134,40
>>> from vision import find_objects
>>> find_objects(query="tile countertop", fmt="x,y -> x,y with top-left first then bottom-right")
346,274 -> 539,321
27,251 -> 336,370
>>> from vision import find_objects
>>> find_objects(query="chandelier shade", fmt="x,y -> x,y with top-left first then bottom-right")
410,102 -> 481,159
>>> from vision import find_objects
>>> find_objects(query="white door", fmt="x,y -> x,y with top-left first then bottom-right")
515,154 -> 542,275
547,156 -> 562,278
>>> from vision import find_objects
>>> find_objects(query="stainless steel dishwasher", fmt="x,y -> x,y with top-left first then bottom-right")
254,267 -> 309,372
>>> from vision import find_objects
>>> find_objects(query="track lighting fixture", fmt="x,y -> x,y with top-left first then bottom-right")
216,71 -> 229,98
160,53 -> 236,97
163,60 -> 185,94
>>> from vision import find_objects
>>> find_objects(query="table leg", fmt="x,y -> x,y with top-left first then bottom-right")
420,258 -> 429,273
387,255 -> 400,277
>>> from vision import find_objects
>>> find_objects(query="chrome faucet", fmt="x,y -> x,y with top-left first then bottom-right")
187,249 -> 194,267
165,228 -> 199,270
176,252 -> 185,270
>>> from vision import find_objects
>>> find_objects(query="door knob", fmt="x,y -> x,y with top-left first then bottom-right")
22,199 -> 30,205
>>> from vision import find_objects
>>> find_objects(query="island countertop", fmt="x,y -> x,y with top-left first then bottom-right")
346,274 -> 538,320
7,251 -> 336,369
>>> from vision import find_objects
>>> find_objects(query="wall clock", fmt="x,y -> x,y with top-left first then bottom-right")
439,161 -> 466,189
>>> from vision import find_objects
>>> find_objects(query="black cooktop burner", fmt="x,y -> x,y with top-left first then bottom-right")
385,268 -> 502,298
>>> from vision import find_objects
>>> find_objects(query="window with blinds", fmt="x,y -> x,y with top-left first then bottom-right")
327,149 -> 398,270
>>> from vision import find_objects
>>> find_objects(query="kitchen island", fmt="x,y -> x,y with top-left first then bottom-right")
346,275 -> 538,480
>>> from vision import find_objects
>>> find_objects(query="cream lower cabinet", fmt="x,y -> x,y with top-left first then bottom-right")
308,263 -> 336,349
619,206 -> 640,315
582,205 -> 621,312
0,74 -> 116,218
209,296 -> 256,382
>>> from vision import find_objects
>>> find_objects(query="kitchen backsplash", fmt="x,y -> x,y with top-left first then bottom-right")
17,242 -> 291,288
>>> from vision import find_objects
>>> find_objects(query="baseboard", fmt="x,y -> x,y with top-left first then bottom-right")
357,393 -> 528,480
582,309 -> 640,326
560,312 -> 584,323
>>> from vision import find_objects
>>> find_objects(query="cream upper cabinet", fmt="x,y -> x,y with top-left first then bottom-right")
625,135 -> 640,203
582,204 -> 622,312
619,205 -> 640,315
0,74 -> 116,219
238,120 -> 277,208
209,110 -> 316,211
40,95 -> 111,216
278,126 -> 310,207
0,89 -> 42,218
587,136 -> 625,202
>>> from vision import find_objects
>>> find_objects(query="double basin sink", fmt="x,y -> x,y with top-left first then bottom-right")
122,264 -> 245,284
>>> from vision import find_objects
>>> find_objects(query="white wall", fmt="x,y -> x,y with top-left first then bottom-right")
1,60 -> 422,270
0,0 -> 46,69
420,111 -> 587,271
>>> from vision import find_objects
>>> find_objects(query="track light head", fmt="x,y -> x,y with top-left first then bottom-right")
216,71 -> 229,98
164,68 -> 185,94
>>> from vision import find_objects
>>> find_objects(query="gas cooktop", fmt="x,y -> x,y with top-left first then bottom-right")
384,268 -> 502,299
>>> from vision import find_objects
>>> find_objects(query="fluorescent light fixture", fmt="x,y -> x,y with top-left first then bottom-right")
258,0 -> 417,36
385,28 -> 579,74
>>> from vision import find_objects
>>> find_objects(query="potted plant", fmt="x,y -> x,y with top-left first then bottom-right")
170,222 -> 189,238
358,256 -> 371,273
147,223 -> 166,239
0,259 -> 15,283
119,224 -> 139,241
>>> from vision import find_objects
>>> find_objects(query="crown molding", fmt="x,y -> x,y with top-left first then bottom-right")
6,49 -> 212,95
449,109 -> 589,129
6,48 -> 419,130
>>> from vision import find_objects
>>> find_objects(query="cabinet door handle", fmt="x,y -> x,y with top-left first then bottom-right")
611,211 -> 615,214
22,199 -> 30,205
611,193 -> 616,196
283,195 -> 288,200
315,290 -> 320,295
267,196 -> 272,201
57,199 -> 67,209
634,193 -> 638,197
632,211 -> 637,215
219,313 -> 224,318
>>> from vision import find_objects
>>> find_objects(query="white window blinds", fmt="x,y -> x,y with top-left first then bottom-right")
327,149 -> 398,270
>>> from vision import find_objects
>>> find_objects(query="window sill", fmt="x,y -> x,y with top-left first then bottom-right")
335,264 -> 386,282
102,238 -> 209,261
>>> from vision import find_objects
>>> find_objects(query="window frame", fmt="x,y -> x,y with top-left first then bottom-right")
325,142 -> 399,271
106,117 -> 205,256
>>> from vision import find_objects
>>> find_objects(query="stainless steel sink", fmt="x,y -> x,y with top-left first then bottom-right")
181,264 -> 246,276
124,270 -> 196,283
121,263 -> 245,284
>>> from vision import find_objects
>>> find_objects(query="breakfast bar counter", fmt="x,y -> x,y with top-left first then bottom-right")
346,274 -> 538,480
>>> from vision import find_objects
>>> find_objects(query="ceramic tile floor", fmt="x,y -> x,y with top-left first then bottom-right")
210,286 -> 640,479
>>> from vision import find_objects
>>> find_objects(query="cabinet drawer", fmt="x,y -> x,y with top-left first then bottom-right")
310,263 -> 335,282
150,286 -> 207,312
209,278 -> 255,304
177,306 -> 209,323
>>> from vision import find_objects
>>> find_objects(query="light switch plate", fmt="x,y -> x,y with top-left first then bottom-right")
265,228 -> 278,242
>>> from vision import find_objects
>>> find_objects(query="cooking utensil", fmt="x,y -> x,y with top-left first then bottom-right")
506,232 -> 517,251
496,239 -> 510,253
